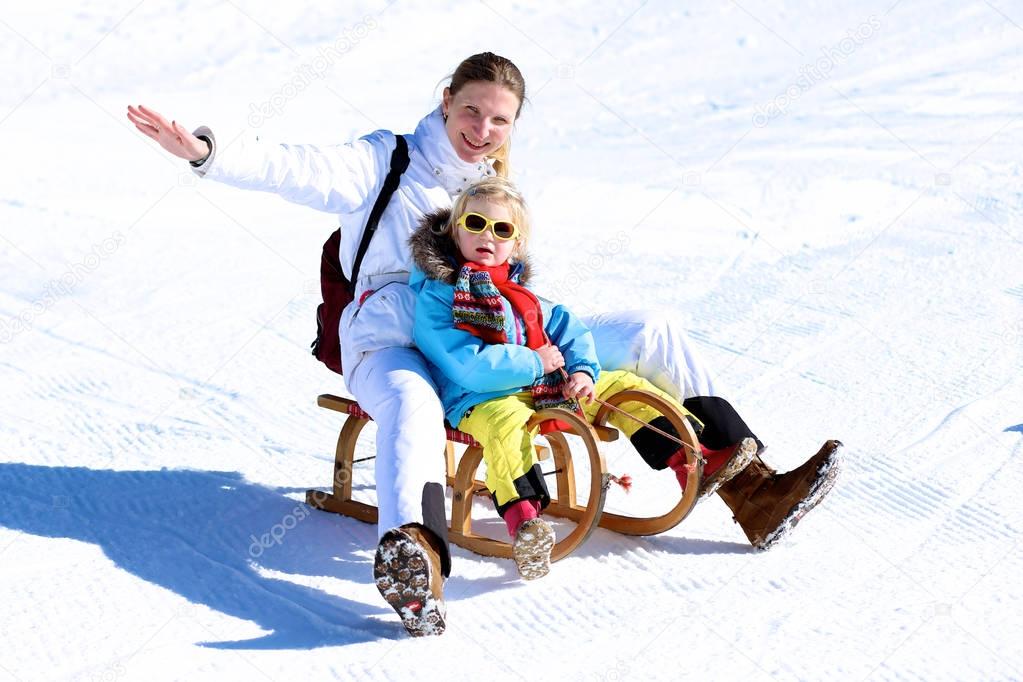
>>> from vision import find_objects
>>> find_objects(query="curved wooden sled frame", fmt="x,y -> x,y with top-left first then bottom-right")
306,389 -> 702,561
592,390 -> 702,535
449,408 -> 608,562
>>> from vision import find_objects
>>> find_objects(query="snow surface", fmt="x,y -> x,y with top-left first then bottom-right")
2,0 -> 1022,679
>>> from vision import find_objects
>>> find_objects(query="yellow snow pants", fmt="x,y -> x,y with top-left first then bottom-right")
457,369 -> 697,508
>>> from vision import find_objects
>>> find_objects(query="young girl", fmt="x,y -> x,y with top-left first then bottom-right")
410,177 -> 758,579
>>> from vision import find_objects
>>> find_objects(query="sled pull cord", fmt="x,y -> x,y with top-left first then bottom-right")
557,368 -> 699,457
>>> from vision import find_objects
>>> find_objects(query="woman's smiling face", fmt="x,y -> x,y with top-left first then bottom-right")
442,81 -> 520,164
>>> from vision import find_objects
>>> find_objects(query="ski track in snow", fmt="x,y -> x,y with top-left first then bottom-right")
2,0 -> 1023,679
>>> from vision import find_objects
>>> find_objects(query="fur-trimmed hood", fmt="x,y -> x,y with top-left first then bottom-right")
409,208 -> 533,285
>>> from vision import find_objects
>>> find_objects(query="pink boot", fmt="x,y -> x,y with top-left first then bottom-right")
503,498 -> 541,538
667,437 -> 757,501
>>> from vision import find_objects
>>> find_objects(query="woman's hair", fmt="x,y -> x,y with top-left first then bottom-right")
445,176 -> 532,256
446,52 -> 526,178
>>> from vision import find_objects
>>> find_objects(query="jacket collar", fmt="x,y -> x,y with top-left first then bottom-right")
413,107 -> 497,196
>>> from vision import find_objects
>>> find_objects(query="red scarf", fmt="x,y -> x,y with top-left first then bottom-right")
454,261 -> 546,348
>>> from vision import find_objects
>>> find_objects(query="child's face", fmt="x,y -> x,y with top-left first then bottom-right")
453,196 -> 519,267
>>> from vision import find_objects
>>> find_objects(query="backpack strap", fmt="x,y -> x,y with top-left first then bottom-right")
350,134 -> 411,286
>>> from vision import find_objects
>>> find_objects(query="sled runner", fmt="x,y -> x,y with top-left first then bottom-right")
306,390 -> 702,560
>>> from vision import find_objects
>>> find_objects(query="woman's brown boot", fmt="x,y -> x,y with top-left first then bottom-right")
373,523 -> 446,637
717,440 -> 842,550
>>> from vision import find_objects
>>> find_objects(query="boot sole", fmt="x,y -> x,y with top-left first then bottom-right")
698,437 -> 758,502
757,441 -> 843,550
513,518 -> 555,580
373,529 -> 446,637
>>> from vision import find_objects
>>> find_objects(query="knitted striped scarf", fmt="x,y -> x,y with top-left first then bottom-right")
452,260 -> 579,415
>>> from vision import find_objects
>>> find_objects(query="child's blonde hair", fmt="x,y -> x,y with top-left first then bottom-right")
445,176 -> 532,256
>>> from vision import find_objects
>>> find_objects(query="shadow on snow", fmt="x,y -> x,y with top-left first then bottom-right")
0,463 -> 397,650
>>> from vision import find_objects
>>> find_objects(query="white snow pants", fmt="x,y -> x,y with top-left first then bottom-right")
345,309 -> 718,538
345,346 -> 448,538
582,309 -> 719,400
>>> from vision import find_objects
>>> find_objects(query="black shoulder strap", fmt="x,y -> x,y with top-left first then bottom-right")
350,135 -> 410,286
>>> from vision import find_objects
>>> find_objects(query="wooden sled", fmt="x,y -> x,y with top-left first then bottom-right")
306,390 -> 702,562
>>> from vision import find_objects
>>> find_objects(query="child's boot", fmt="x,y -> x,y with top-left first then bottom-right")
696,437 -> 758,500
504,499 -> 554,580
633,417 -> 755,501
717,440 -> 842,550
665,437 -> 756,500
374,523 -> 447,637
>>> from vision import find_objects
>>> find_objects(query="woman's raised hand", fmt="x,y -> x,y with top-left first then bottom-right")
126,104 -> 210,162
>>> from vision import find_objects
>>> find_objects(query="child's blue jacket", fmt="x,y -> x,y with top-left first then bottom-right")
408,210 -> 600,426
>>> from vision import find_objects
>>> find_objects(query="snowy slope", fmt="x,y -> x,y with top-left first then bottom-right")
1,0 -> 1022,679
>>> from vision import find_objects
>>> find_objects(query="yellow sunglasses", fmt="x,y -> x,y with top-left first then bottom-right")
455,212 -> 519,241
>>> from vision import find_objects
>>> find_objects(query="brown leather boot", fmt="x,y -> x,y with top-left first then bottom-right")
373,523 -> 446,636
717,440 -> 842,550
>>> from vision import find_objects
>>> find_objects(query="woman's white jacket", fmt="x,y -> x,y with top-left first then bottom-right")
189,107 -> 495,376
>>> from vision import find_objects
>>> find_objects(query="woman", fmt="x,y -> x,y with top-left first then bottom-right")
126,52 -> 840,637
